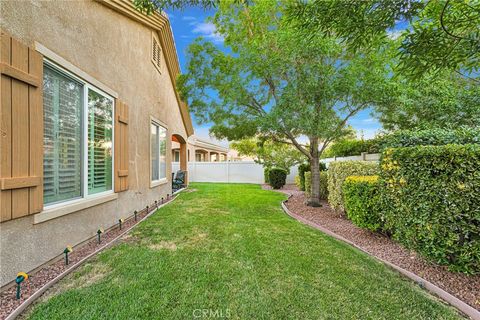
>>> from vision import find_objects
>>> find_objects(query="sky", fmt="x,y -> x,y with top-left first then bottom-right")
167,8 -> 384,147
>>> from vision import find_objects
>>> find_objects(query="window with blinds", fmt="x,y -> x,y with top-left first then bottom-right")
88,89 -> 113,195
151,121 -> 167,182
43,66 -> 83,205
42,62 -> 114,206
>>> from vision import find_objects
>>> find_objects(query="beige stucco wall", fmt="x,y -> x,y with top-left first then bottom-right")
0,0 -> 188,286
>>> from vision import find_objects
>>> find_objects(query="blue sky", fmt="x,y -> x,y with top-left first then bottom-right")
167,8 -> 383,146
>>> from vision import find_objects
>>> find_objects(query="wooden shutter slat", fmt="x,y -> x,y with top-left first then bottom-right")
0,31 -> 44,222
114,100 -> 129,192
0,63 -> 41,87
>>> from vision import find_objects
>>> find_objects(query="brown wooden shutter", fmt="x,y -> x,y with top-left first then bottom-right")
114,100 -> 129,192
0,31 -> 43,222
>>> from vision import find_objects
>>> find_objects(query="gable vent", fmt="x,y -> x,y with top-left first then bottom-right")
152,37 -> 162,72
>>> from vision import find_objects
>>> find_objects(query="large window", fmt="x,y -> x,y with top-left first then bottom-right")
151,120 -> 167,183
43,63 -> 114,205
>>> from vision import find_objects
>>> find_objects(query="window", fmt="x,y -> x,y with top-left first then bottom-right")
43,63 -> 114,206
174,150 -> 180,162
151,120 -> 167,183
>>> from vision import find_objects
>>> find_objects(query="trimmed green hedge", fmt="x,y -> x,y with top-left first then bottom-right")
322,138 -> 381,158
298,163 -> 310,191
268,168 -> 287,189
343,176 -> 382,232
304,171 -> 328,200
381,144 -> 480,274
380,127 -> 480,149
328,161 -> 379,212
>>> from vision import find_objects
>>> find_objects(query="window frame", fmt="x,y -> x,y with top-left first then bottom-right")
150,117 -> 168,188
43,59 -> 115,210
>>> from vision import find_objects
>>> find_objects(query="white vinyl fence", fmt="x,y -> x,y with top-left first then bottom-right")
172,161 -> 298,184
173,153 -> 379,184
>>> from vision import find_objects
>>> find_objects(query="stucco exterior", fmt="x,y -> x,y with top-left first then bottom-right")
0,0 -> 191,287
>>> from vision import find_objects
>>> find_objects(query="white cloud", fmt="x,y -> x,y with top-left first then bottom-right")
387,30 -> 403,40
182,16 -> 197,21
191,22 -> 224,43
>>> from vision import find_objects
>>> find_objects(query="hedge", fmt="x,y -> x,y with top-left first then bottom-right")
380,127 -> 480,149
322,138 -> 381,158
343,176 -> 382,232
264,168 -> 270,184
381,144 -> 480,274
328,161 -> 379,212
298,163 -> 310,191
268,168 -> 287,189
304,171 -> 328,200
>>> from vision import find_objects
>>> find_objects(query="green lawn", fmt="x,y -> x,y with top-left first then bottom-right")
26,183 -> 461,319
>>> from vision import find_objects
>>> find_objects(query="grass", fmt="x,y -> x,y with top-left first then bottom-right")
26,183 -> 462,319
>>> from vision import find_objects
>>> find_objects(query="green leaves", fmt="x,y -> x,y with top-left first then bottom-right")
380,144 -> 480,273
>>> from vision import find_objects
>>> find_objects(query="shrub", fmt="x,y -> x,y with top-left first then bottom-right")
304,171 -> 328,200
328,161 -> 379,212
381,144 -> 480,274
264,167 -> 270,184
379,127 -> 480,149
322,138 -> 382,158
268,168 -> 287,189
343,176 -> 382,232
298,163 -> 310,191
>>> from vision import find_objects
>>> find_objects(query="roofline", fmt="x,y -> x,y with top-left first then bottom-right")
190,138 -> 229,152
96,0 -> 194,137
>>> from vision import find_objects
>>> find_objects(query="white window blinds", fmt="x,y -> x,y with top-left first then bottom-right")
43,66 -> 83,205
87,89 -> 113,195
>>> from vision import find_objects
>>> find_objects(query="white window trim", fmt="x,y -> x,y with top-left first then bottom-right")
35,42 -> 118,98
40,60 -> 115,211
150,117 -> 168,188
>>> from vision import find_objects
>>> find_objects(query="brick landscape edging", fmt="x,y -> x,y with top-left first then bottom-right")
280,198 -> 480,320
4,194 -> 180,320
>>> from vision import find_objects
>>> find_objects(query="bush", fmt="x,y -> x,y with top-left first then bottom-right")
381,144 -> 480,273
343,176 -> 382,232
264,168 -> 270,184
328,161 -> 379,212
380,127 -> 480,149
304,171 -> 328,200
268,168 -> 287,189
322,138 -> 382,158
298,163 -> 310,191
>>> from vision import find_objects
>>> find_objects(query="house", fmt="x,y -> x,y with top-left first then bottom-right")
0,0 -> 193,287
172,135 -> 229,162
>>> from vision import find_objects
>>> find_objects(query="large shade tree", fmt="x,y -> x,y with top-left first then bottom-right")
177,0 -> 395,206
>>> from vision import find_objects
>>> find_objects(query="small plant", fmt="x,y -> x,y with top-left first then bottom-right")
264,167 -> 271,184
268,168 -> 287,189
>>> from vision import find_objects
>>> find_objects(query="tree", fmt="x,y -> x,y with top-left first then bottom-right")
288,0 -> 480,81
231,138 -> 304,173
133,0 -> 216,14
178,1 -> 395,206
374,72 -> 480,130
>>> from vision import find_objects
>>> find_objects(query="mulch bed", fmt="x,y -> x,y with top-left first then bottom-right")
0,197 -> 174,320
271,185 -> 479,312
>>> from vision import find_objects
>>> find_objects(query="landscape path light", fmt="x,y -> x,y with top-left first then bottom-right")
134,210 -> 138,222
119,218 -> 124,230
97,228 -> 104,244
15,272 -> 28,299
64,245 -> 73,265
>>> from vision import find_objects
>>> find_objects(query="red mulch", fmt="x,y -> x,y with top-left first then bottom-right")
278,189 -> 479,312
0,197 -> 174,320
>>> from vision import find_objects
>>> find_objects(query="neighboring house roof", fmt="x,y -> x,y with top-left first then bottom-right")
97,0 -> 194,137
189,136 -> 229,153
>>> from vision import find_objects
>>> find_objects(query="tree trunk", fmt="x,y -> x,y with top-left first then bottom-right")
306,137 -> 321,207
